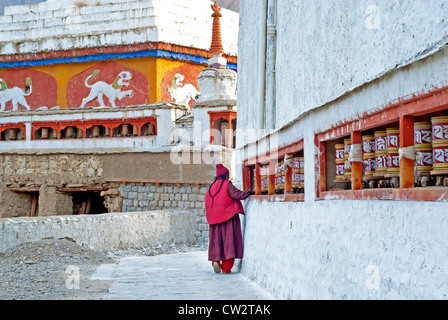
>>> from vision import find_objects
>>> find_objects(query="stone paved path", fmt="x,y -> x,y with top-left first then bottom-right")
91,250 -> 275,300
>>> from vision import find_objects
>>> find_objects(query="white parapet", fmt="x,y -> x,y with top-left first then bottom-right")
0,0 -> 239,57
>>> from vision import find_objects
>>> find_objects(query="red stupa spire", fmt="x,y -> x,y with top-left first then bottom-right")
210,1 -> 224,56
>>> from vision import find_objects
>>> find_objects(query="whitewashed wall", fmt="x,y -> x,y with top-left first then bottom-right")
0,0 -> 239,56
237,0 -> 448,136
236,0 -> 448,300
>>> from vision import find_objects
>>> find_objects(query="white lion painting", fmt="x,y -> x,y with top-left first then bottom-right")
0,78 -> 32,112
79,70 -> 134,108
168,73 -> 200,111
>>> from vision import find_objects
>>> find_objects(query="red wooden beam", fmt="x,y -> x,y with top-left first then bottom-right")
351,131 -> 363,190
400,115 -> 415,189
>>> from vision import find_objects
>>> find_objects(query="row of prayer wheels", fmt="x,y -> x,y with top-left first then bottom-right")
335,127 -> 405,179
37,124 -> 155,139
335,138 -> 352,180
415,116 -> 448,173
335,115 -> 448,180
361,128 -> 400,176
260,156 -> 304,193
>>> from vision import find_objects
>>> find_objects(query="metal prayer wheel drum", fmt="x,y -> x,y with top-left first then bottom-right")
298,157 -> 305,188
120,124 -> 130,136
40,127 -> 49,139
432,141 -> 448,170
7,128 -> 17,140
344,139 -> 351,158
431,116 -> 448,143
414,122 -> 432,146
362,135 -> 375,153
274,160 -> 285,191
133,125 -> 139,136
386,128 -> 400,149
375,151 -> 388,173
260,165 -> 269,193
92,125 -> 101,137
292,157 -> 301,189
335,144 -> 345,160
415,144 -> 433,173
335,159 -> 345,180
386,147 -> 400,173
65,126 -> 75,139
147,124 -> 155,136
344,153 -> 352,178
363,153 -> 376,176
374,131 -> 387,152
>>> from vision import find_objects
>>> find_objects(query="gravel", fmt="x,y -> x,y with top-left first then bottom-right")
0,238 -> 206,300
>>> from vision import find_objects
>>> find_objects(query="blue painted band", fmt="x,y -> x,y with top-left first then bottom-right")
0,49 -> 237,70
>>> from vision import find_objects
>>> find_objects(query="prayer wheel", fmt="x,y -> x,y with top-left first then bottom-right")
415,144 -> 433,173
362,135 -> 375,154
261,165 -> 269,193
386,128 -> 400,149
92,125 -> 100,137
344,153 -> 351,178
374,131 -> 387,152
65,126 -> 75,139
7,128 -> 17,140
40,127 -> 49,139
335,144 -> 345,160
432,141 -> 448,170
298,157 -> 305,188
275,160 -> 285,192
344,138 -> 351,158
363,153 -> 376,176
386,148 -> 400,173
121,124 -> 130,136
292,157 -> 300,189
147,124 -> 155,136
414,122 -> 432,146
375,151 -> 388,173
431,116 -> 448,142
133,125 -> 139,136
335,159 -> 345,180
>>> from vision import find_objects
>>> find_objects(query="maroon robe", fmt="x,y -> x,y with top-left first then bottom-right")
207,180 -> 251,262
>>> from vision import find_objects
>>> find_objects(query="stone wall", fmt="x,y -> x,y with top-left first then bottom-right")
0,211 -> 197,253
119,182 -> 209,245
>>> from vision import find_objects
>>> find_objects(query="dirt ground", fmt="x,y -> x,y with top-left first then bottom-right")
0,238 -> 204,300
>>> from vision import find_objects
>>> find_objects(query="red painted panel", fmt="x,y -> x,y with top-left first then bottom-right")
0,69 -> 57,111
67,61 -> 149,109
161,64 -> 202,110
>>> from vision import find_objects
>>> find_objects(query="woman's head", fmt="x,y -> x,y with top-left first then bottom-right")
216,164 -> 229,177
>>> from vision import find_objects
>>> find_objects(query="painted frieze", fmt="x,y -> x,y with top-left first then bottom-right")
67,61 -> 149,109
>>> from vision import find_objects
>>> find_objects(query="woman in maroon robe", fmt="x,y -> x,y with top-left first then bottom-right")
205,164 -> 252,274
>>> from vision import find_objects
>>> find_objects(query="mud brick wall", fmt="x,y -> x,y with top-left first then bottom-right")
119,182 -> 209,245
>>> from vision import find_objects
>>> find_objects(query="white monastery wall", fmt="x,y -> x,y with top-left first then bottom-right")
236,0 -> 448,300
0,0 -> 239,56
237,0 -> 448,134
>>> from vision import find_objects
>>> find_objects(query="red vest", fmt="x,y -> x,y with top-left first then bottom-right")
205,179 -> 245,225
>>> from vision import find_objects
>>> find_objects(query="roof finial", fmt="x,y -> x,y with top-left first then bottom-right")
209,1 -> 227,67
